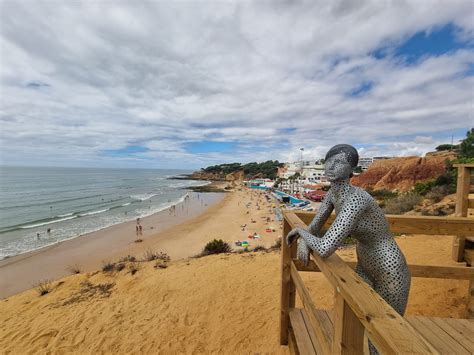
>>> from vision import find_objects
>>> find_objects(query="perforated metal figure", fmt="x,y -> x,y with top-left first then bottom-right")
286,144 -> 411,355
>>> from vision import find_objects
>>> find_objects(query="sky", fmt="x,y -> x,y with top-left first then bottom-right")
0,0 -> 473,169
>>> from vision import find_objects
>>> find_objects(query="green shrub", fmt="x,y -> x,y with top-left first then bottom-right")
368,189 -> 398,199
201,239 -> 232,256
413,180 -> 436,195
384,193 -> 422,215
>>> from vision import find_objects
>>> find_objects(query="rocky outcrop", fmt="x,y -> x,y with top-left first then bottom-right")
413,194 -> 456,216
351,151 -> 457,192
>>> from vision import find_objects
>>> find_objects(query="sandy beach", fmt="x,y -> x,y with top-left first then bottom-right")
0,185 -> 284,298
0,189 -> 225,298
0,186 -> 471,354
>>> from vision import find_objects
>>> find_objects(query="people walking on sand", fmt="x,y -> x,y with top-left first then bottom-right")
139,225 -> 143,235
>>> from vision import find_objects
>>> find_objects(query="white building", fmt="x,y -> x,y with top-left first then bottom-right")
358,157 -> 373,171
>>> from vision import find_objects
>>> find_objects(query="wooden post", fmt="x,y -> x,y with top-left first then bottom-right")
467,279 -> 474,319
452,165 -> 471,262
333,291 -> 365,354
280,217 -> 294,345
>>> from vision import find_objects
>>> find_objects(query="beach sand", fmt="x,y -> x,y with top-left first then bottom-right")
0,187 -> 471,353
0,190 -> 225,298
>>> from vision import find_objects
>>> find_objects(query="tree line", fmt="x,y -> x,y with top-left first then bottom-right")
202,160 -> 284,180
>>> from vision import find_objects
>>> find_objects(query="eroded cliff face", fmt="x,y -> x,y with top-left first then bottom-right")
351,151 -> 457,192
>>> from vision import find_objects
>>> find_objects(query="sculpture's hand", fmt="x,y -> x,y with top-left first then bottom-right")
286,228 -> 302,246
297,239 -> 310,266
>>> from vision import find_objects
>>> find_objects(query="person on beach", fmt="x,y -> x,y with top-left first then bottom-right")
286,144 -> 410,355
36,233 -> 40,240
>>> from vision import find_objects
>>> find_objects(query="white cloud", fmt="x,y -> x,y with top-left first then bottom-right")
0,0 -> 473,169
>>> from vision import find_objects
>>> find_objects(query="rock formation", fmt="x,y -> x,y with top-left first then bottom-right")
351,151 -> 457,192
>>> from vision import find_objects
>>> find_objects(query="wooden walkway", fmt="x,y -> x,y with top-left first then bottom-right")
289,307 -> 474,354
280,211 -> 474,354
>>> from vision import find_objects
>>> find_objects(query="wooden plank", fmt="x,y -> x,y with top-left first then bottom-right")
407,316 -> 470,354
453,164 -> 474,168
284,211 -> 438,354
468,197 -> 474,209
430,317 -> 474,351
442,318 -> 474,346
289,309 -> 317,355
294,211 -> 474,236
295,258 -> 474,280
290,261 -> 332,354
301,309 -> 328,355
280,218 -> 293,345
333,292 -> 365,354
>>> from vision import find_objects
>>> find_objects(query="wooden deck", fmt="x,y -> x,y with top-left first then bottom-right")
280,211 -> 474,354
289,308 -> 474,355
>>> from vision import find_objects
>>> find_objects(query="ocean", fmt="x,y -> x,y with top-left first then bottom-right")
0,166 -> 208,260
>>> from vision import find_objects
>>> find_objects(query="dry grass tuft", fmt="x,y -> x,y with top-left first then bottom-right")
35,280 -> 53,296
67,264 -> 82,274
61,281 -> 115,305
128,262 -> 140,275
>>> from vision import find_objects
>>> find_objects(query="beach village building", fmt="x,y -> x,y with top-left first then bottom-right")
278,161 -> 328,195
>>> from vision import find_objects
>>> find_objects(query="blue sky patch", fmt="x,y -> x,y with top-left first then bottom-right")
101,145 -> 150,157
394,23 -> 468,64
348,81 -> 373,97
185,141 -> 238,153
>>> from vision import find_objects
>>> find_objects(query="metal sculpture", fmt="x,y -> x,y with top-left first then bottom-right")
286,144 -> 411,355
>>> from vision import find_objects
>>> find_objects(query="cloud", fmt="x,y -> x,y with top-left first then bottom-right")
0,0 -> 473,169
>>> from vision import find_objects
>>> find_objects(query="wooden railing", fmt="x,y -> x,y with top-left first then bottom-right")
452,163 -> 474,264
280,211 -> 474,354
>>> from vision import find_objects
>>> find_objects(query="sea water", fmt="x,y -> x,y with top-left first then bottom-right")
0,167 -> 208,260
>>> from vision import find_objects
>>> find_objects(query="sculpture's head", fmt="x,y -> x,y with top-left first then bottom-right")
324,144 -> 359,182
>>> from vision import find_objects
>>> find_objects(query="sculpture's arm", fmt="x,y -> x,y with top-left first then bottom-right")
288,195 -> 367,258
308,191 -> 334,236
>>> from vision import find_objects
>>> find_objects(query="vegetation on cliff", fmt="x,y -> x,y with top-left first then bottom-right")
201,160 -> 283,180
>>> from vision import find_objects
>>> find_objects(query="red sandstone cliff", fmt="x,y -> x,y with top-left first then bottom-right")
351,151 -> 457,192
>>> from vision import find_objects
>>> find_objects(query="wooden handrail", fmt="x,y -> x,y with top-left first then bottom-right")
294,211 -> 474,236
283,211 -> 438,353
293,259 -> 474,280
